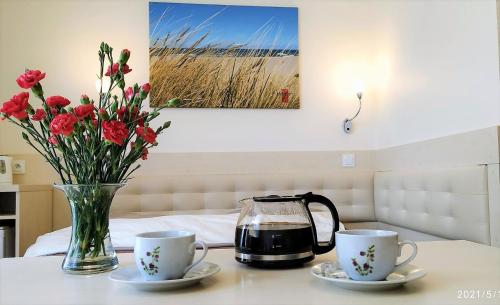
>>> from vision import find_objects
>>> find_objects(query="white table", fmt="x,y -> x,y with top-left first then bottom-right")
1,240 -> 499,305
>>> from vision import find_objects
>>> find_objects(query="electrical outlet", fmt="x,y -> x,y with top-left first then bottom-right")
12,160 -> 26,174
342,153 -> 355,168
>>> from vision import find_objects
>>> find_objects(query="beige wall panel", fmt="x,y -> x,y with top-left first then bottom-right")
47,151 -> 374,230
52,190 -> 70,231
12,151 -> 374,186
18,191 -> 52,255
375,127 -> 499,170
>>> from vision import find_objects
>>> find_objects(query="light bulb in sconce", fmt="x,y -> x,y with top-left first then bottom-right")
95,78 -> 111,93
353,79 -> 365,96
343,91 -> 363,134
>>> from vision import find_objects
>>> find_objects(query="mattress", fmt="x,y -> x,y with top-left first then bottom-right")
25,211 -> 344,257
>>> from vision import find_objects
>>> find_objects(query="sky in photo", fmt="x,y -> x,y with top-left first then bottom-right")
149,2 -> 298,50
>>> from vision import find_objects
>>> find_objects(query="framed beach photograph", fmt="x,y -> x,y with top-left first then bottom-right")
149,2 -> 299,109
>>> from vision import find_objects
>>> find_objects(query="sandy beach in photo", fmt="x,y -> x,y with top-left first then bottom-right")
150,53 -> 299,108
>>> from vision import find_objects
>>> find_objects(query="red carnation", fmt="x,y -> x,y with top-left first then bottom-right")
137,112 -> 148,127
131,106 -> 139,118
119,49 -> 130,64
141,147 -> 148,160
80,94 -> 90,104
135,126 -> 156,144
74,103 -> 94,119
125,87 -> 134,101
50,113 -> 78,136
0,92 -> 30,120
116,106 -> 127,121
103,120 -> 128,145
105,63 -> 132,76
13,111 -> 28,120
48,135 -> 58,145
141,83 -> 151,94
98,108 -> 109,120
31,109 -> 46,121
46,96 -> 71,108
117,106 -> 139,122
16,70 -> 46,89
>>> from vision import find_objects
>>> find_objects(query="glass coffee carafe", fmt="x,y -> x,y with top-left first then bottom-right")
235,192 -> 340,268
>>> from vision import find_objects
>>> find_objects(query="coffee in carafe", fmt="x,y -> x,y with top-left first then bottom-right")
235,193 -> 340,268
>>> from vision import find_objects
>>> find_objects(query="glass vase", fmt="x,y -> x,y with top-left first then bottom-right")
54,183 -> 124,274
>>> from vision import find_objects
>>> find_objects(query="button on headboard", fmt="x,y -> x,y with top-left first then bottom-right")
111,170 -> 375,223
374,166 -> 490,244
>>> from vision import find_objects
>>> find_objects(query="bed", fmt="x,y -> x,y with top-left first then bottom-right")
27,170 -> 369,257
25,211 -> 345,257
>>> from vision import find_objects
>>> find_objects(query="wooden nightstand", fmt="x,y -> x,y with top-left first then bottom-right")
0,184 -> 52,256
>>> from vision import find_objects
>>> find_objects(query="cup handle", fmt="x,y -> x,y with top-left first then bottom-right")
395,240 -> 418,269
184,240 -> 208,274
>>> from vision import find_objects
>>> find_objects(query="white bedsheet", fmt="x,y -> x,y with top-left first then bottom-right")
24,212 -> 344,257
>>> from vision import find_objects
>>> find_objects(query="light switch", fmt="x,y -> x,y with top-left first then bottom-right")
342,153 -> 355,167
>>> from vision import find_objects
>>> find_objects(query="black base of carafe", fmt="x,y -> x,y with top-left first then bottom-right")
235,255 -> 315,268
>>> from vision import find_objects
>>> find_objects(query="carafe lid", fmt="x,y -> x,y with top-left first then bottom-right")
253,194 -> 303,202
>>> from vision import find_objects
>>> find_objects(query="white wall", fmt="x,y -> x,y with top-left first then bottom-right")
0,0 -> 499,154
0,0 -> 381,154
372,0 -> 500,148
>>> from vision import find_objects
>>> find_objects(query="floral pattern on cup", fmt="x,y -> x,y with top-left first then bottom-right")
140,246 -> 160,275
351,244 -> 375,276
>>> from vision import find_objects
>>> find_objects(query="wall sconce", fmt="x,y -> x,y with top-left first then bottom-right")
343,92 -> 363,133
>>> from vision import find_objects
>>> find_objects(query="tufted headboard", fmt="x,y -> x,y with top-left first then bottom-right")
109,170 -> 375,222
374,166 -> 490,245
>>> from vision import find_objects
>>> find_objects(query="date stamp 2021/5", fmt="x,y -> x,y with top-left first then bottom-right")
457,290 -> 500,299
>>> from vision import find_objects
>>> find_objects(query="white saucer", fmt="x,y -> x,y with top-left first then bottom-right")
109,262 -> 220,291
311,261 -> 426,291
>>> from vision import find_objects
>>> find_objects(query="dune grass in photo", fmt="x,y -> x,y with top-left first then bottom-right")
149,3 -> 299,109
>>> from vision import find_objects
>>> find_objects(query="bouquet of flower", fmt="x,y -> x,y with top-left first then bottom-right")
0,42 -> 170,184
0,42 -> 171,273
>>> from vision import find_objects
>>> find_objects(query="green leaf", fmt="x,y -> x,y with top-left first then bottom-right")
22,132 -> 29,141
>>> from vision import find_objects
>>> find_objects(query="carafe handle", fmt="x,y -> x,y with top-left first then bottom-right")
300,192 -> 340,255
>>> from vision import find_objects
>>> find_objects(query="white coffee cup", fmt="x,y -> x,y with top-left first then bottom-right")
335,230 -> 418,281
134,231 -> 208,281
